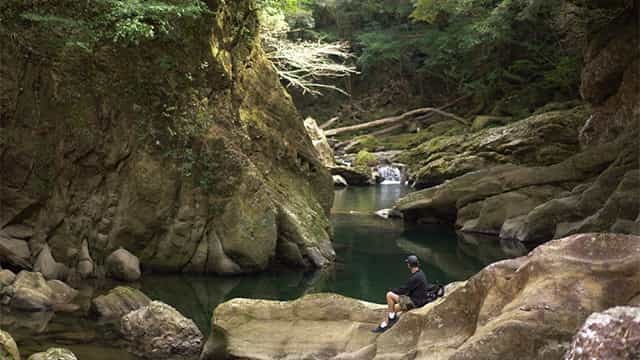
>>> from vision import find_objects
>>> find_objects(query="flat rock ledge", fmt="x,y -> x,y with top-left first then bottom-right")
204,233 -> 640,360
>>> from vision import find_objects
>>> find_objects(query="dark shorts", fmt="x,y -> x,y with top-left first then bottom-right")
398,295 -> 415,311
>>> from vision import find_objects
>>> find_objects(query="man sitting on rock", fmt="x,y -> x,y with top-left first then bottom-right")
373,255 -> 431,333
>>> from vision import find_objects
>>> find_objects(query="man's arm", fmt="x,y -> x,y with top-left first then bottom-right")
391,275 -> 418,295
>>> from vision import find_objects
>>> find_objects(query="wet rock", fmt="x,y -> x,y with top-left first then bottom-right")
207,233 -> 640,360
121,301 -> 203,359
0,329 -> 20,360
105,248 -> 141,282
330,166 -> 372,186
333,175 -> 348,187
565,306 -> 640,360
28,347 -> 78,360
0,235 -> 31,269
34,245 -> 69,281
91,286 -> 151,319
10,271 -> 55,311
8,271 -> 77,312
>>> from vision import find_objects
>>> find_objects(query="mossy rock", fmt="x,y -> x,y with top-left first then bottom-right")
397,106 -> 590,188
471,115 -> 512,131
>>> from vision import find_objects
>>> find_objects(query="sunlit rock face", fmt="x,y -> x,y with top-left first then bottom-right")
0,0 -> 334,275
204,233 -> 640,360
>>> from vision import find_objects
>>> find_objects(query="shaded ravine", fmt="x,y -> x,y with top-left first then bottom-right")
7,185 -> 523,358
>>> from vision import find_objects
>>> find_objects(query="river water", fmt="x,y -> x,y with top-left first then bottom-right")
7,185 -> 521,358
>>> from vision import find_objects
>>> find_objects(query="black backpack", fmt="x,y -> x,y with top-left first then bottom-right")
425,283 -> 445,303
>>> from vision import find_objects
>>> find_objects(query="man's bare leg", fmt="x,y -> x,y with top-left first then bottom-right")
379,291 -> 400,327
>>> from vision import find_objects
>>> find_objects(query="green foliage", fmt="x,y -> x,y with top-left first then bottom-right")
105,0 -> 208,44
291,0 -> 584,117
257,0 -> 311,12
1,0 -> 209,51
354,150 -> 377,172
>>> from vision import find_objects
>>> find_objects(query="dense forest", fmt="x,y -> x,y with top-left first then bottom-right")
259,0 -> 591,122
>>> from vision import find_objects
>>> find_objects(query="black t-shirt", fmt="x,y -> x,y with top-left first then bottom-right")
391,270 -> 430,307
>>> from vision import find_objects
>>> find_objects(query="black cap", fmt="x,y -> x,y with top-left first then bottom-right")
405,255 -> 419,267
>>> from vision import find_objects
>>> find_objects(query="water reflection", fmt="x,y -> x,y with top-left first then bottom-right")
332,185 -> 411,213
5,309 -> 135,359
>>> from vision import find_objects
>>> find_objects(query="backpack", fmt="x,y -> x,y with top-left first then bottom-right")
425,283 -> 445,303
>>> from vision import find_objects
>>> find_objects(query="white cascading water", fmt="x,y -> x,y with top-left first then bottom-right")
376,165 -> 403,184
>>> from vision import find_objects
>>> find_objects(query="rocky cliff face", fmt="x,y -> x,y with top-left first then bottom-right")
0,0 -> 334,276
396,0 -> 639,244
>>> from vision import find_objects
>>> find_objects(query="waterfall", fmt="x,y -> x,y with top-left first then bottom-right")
376,165 -> 403,184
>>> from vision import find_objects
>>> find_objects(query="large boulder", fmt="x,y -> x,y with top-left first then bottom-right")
0,330 -> 20,360
90,286 -> 151,319
9,271 -> 55,311
304,117 -> 334,168
105,248 -> 141,282
206,233 -> 640,360
120,301 -> 204,359
396,106 -> 590,188
28,348 -> 77,360
0,0 -> 333,276
565,306 -> 640,360
7,271 -> 77,312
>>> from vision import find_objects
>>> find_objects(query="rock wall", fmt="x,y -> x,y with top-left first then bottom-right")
204,233 -> 640,359
577,0 -> 639,145
0,1 -> 334,276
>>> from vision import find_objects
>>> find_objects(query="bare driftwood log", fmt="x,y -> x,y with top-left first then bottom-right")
320,117 -> 340,129
332,96 -> 470,151
325,103 -> 469,137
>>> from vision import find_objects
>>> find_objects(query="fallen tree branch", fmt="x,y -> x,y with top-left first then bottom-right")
325,103 -> 469,137
332,95 -> 471,151
320,117 -> 340,129
335,123 -> 406,151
